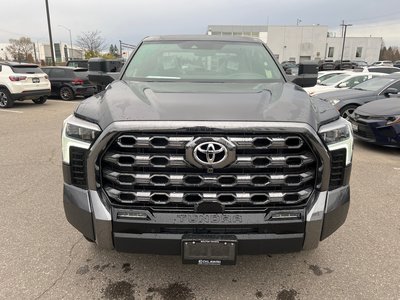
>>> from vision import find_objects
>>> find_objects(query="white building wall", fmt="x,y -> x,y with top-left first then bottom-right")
207,25 -> 382,63
326,37 -> 382,64
266,26 -> 328,62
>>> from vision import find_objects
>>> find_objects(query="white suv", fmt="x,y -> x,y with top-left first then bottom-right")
0,62 -> 51,108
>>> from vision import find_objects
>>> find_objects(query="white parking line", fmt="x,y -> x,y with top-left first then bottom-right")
0,109 -> 23,114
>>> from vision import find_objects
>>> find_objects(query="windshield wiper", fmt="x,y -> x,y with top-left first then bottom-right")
352,87 -> 366,91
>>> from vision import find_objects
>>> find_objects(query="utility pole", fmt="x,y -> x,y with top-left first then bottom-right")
45,0 -> 55,65
340,22 -> 352,67
119,40 -> 122,57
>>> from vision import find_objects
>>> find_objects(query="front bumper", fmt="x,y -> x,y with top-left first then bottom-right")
349,118 -> 400,147
72,85 -> 97,97
63,183 -> 350,254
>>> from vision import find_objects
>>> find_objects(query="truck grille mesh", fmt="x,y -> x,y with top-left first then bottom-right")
100,132 -> 317,210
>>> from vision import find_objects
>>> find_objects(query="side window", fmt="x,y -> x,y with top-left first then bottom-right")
388,80 -> 400,92
41,68 -> 50,75
0,65 -> 2,72
51,69 -> 66,78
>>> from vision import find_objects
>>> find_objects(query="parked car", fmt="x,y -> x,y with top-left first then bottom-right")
41,66 -> 96,100
352,60 -> 368,68
66,60 -> 89,68
317,70 -> 350,83
334,60 -> 353,70
305,72 -> 385,95
349,98 -> 400,147
393,60 -> 400,68
370,61 -> 393,66
315,73 -> 400,119
0,62 -> 51,108
318,59 -> 335,71
365,66 -> 400,74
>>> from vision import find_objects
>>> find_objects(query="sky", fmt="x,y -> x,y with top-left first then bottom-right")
1,0 -> 400,49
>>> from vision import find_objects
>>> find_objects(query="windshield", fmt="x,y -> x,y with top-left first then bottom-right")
351,77 -> 396,91
319,73 -> 349,86
122,41 -> 283,82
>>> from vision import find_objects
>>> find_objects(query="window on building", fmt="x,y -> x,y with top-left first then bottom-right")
356,47 -> 363,58
328,47 -> 334,58
251,32 -> 260,37
232,32 -> 242,36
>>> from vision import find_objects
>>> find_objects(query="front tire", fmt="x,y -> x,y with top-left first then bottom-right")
340,105 -> 358,120
32,96 -> 47,104
60,86 -> 75,101
0,88 -> 14,108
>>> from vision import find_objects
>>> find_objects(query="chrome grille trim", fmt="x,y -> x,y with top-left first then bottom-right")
105,186 -> 313,206
97,125 -> 322,210
103,152 -> 314,169
103,170 -> 314,187
115,134 -> 304,149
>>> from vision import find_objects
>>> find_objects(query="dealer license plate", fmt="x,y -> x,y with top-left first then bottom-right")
182,235 -> 237,265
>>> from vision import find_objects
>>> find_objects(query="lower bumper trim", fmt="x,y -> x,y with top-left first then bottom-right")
113,232 -> 304,255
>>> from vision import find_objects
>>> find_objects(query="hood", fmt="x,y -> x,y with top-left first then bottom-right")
316,88 -> 376,100
356,98 -> 400,116
75,80 -> 338,130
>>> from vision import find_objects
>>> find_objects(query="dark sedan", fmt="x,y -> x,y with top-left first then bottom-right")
41,67 -> 96,100
349,98 -> 400,147
315,74 -> 400,119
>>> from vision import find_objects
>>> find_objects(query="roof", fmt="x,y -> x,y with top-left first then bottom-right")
0,61 -> 39,67
142,35 -> 261,43
41,66 -> 88,71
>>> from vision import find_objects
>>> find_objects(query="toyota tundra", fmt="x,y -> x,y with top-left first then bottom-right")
62,35 -> 353,265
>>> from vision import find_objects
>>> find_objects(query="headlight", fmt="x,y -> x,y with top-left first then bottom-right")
386,115 -> 400,125
328,99 -> 341,106
62,115 -> 101,164
319,118 -> 354,165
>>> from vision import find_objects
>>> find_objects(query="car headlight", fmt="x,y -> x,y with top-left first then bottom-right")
61,115 -> 101,164
386,115 -> 400,125
319,117 -> 354,165
328,99 -> 341,106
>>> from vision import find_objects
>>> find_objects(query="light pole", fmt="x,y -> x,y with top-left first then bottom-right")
45,0 -> 55,65
340,23 -> 352,67
59,25 -> 73,60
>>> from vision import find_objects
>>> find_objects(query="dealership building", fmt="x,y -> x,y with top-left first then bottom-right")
207,25 -> 382,64
0,42 -> 84,64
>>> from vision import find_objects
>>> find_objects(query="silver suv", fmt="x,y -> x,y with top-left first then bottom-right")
0,62 -> 51,108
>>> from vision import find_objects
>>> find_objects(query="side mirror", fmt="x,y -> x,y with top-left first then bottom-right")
384,88 -> 399,96
288,62 -> 318,88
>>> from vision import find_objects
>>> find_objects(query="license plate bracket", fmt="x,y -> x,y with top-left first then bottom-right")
32,77 -> 40,83
182,234 -> 237,265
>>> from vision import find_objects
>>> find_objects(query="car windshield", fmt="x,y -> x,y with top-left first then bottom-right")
319,74 -> 349,86
73,69 -> 89,78
122,41 -> 283,82
351,77 -> 396,91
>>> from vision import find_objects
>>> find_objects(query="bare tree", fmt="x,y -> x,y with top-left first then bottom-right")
76,30 -> 106,55
6,37 -> 34,62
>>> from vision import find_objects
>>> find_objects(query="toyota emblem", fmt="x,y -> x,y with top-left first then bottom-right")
194,142 -> 227,165
185,137 -> 236,169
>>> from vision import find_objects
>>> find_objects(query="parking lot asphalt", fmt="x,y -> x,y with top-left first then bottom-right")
0,99 -> 399,300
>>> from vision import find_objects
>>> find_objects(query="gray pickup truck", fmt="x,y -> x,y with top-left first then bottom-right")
62,35 -> 353,265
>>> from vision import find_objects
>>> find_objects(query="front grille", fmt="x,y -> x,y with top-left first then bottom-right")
100,132 -> 318,211
70,147 -> 87,188
329,149 -> 346,190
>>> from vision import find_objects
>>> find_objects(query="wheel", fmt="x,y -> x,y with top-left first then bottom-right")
0,88 -> 14,108
32,96 -> 47,104
59,86 -> 75,101
339,105 -> 358,120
